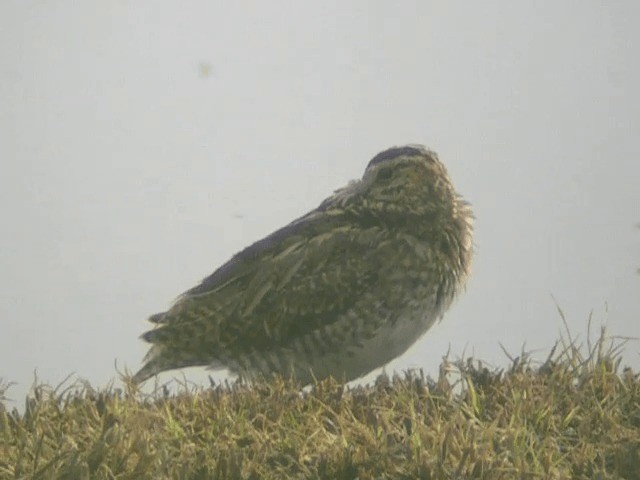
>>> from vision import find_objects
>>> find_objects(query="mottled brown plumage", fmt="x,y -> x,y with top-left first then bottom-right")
134,145 -> 473,384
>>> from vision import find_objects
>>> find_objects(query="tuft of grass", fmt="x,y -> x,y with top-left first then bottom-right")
1,327 -> 639,480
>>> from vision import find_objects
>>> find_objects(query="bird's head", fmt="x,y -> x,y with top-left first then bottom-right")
360,145 -> 459,219
357,144 -> 474,273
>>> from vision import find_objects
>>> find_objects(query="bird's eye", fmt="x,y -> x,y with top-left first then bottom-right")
376,167 -> 393,181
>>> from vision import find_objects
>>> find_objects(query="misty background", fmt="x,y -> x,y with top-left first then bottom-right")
2,2 -> 638,407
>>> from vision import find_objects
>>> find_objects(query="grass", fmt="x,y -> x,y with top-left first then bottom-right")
1,324 -> 638,480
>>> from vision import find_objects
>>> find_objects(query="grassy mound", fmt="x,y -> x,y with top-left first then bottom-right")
1,328 -> 638,479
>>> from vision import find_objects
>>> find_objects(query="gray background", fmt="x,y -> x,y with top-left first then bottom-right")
2,2 -> 638,406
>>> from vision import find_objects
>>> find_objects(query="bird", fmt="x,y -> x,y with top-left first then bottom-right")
133,145 -> 474,385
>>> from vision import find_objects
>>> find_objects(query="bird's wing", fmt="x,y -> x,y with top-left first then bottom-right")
182,209 -> 332,298
182,185 -> 357,299
144,206 -> 429,354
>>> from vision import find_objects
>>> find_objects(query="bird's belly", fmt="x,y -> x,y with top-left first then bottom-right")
285,301 -> 443,384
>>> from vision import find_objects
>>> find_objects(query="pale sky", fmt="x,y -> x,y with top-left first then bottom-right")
2,2 -> 638,407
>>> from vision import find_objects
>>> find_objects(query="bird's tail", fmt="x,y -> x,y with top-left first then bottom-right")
132,343 -> 217,384
132,345 -> 166,384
